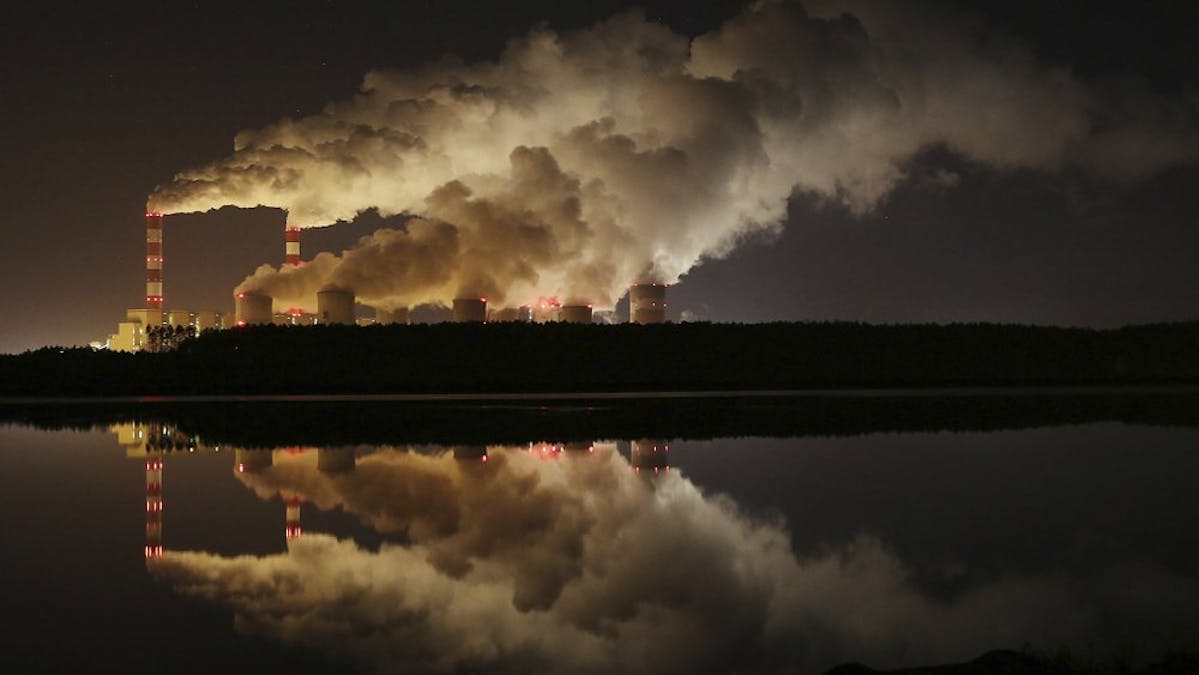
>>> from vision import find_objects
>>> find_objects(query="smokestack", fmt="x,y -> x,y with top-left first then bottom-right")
285,225 -> 301,266
145,212 -> 163,310
375,307 -> 409,325
560,305 -> 593,324
452,298 -> 487,323
234,292 -> 273,326
317,287 -> 355,325
629,283 -> 667,324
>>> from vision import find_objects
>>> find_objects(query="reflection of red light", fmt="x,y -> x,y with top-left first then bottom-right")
235,321 -> 246,327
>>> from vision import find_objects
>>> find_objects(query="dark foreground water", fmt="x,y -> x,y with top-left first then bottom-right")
1,394 -> 1198,674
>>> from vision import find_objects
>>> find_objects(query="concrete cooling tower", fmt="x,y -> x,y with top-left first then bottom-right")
629,284 -> 667,324
235,292 -> 273,326
316,288 -> 355,325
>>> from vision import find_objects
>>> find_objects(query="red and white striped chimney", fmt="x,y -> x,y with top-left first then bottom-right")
285,496 -> 302,540
146,212 -> 164,309
145,451 -> 163,560
285,225 -> 301,266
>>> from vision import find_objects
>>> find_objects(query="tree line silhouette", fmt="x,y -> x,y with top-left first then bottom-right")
2,321 -> 1198,396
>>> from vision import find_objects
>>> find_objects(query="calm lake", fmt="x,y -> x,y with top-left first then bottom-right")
1,392 -> 1197,673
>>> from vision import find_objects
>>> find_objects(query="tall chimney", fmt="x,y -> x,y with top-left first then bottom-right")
285,225 -> 301,266
145,451 -> 163,560
145,212 -> 164,309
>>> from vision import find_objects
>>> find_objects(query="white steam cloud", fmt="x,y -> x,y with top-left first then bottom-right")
149,0 -> 1199,310
149,447 -> 1199,674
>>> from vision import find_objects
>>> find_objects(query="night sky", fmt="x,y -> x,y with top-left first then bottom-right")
1,0 -> 1196,353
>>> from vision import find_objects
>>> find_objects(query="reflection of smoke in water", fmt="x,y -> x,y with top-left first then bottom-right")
149,446 -> 1199,674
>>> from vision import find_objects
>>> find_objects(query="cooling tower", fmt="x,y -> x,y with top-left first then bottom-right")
631,439 -> 670,472
234,448 -> 273,473
452,445 -> 488,461
145,212 -> 163,309
629,283 -> 667,324
452,298 -> 487,323
234,292 -> 273,326
317,288 -> 355,325
560,305 -> 593,324
285,225 -> 301,266
375,307 -> 409,324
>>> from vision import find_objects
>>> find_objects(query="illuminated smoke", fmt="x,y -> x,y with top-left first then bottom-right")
149,1 -> 1199,310
150,447 -> 1199,674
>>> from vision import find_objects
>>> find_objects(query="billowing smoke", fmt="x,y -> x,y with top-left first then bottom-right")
149,447 -> 1199,674
150,0 -> 1199,310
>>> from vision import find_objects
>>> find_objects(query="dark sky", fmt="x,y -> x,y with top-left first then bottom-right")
0,0 -> 1196,352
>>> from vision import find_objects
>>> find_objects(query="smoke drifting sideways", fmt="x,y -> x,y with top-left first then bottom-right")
148,447 -> 1199,675
148,0 -> 1199,311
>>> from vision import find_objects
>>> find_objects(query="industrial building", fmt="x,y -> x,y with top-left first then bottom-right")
105,209 -> 670,347
103,213 -> 228,351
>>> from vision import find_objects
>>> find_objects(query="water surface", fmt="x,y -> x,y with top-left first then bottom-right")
1,396 -> 1196,673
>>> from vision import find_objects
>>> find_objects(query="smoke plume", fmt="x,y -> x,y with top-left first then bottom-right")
149,446 -> 1199,674
149,0 -> 1199,310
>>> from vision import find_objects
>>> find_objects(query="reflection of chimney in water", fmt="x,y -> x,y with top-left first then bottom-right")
145,451 -> 164,560
285,495 -> 302,541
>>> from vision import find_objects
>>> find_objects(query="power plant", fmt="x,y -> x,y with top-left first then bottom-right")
103,211 -> 672,349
